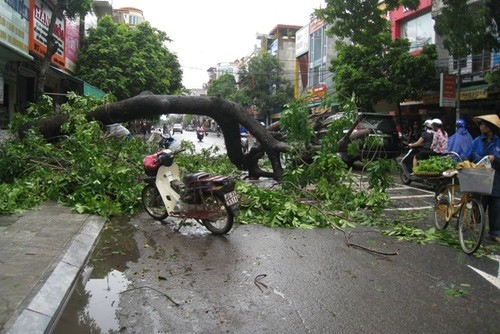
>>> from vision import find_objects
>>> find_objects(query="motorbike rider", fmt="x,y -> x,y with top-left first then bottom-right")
408,119 -> 434,168
430,118 -> 448,155
448,118 -> 473,161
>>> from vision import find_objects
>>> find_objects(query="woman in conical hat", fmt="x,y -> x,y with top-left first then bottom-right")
467,114 -> 500,242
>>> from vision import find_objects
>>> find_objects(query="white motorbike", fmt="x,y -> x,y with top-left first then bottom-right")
141,148 -> 239,234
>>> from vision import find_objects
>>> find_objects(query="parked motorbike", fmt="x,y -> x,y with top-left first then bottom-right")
399,148 -> 460,185
197,129 -> 205,142
142,148 -> 239,234
241,133 -> 249,153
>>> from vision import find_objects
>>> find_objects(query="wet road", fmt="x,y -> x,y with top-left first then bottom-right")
115,209 -> 499,333
53,135 -> 500,333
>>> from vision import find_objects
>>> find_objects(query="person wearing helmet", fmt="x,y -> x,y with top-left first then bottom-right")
408,119 -> 434,167
447,119 -> 473,161
430,118 -> 448,155
465,114 -> 500,242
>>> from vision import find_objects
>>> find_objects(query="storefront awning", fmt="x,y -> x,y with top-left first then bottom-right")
0,41 -> 33,62
49,66 -> 83,84
84,82 -> 106,98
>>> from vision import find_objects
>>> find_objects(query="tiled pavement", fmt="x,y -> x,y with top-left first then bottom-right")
0,201 -> 105,333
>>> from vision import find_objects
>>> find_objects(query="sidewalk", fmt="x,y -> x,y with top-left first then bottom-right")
0,201 -> 105,334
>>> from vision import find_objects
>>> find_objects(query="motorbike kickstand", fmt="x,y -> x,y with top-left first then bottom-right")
176,217 -> 188,232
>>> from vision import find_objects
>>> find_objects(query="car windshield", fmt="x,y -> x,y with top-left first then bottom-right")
358,116 -> 396,133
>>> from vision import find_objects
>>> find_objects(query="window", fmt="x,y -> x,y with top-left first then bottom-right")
400,12 -> 434,52
472,51 -> 491,73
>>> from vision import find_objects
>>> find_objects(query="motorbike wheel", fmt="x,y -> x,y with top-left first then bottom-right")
141,184 -> 169,220
399,168 -> 412,185
201,194 -> 234,235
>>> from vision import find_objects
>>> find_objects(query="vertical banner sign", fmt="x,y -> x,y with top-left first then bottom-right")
64,19 -> 79,73
440,73 -> 456,107
29,0 -> 66,67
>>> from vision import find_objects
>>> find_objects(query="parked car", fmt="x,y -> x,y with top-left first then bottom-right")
323,112 -> 401,165
172,123 -> 183,134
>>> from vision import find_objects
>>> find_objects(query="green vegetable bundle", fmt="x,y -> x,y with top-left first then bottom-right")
413,156 -> 457,175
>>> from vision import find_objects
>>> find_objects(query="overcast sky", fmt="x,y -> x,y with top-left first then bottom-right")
112,0 -> 325,88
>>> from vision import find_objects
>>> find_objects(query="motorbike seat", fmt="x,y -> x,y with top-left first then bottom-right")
184,172 -> 210,185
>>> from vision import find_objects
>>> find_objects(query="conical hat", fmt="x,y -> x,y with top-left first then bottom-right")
474,114 -> 500,129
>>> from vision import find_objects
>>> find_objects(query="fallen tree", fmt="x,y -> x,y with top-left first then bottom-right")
19,94 -> 291,180
18,93 -> 363,180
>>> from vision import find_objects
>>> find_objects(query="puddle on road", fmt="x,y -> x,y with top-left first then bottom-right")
53,215 -> 139,334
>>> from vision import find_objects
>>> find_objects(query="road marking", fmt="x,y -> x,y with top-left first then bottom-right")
390,195 -> 434,199
384,206 -> 432,211
468,255 -> 500,290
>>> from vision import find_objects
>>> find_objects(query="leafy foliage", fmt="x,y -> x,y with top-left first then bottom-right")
237,100 -> 398,229
0,95 -> 150,217
207,73 -> 238,99
316,0 -> 419,46
434,0 -> 500,58
77,17 -> 183,100
330,35 -> 438,112
237,52 -> 294,121
316,1 -> 438,111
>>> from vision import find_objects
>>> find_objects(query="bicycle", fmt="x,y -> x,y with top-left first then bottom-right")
434,157 -> 494,254
434,172 -> 485,254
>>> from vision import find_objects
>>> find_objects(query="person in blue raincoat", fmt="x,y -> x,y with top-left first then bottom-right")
465,114 -> 500,243
448,118 -> 473,161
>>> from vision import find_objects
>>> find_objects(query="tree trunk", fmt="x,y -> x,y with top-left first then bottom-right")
19,94 -> 290,180
35,3 -> 65,100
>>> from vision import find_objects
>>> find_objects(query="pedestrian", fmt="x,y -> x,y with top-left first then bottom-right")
465,114 -> 500,243
408,119 -> 434,168
141,122 -> 148,140
447,118 -> 473,161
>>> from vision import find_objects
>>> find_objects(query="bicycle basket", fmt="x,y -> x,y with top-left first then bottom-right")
458,168 -> 495,195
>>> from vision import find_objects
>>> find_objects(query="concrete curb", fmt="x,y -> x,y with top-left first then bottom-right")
2,206 -> 105,334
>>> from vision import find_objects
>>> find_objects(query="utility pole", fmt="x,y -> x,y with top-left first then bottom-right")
455,57 -> 462,123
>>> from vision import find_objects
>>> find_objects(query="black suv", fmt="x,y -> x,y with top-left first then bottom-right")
323,112 -> 401,165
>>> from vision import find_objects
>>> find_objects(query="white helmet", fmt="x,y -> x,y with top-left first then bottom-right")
423,119 -> 433,128
432,118 -> 443,126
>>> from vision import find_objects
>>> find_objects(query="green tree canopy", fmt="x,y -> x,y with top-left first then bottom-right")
237,53 -> 293,123
316,0 -> 438,111
315,0 -> 420,45
77,17 -> 183,100
207,73 -> 238,99
434,0 -> 500,59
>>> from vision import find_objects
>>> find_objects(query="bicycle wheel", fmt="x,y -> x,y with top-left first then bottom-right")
141,184 -> 169,220
458,197 -> 485,254
201,194 -> 234,235
434,183 -> 452,230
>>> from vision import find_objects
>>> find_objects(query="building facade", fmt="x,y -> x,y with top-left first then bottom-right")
1,0 -> 109,130
389,0 -> 500,135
